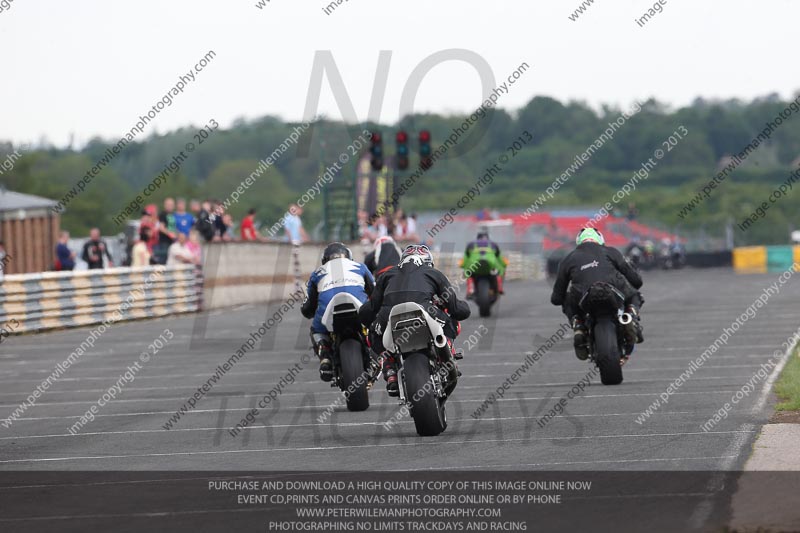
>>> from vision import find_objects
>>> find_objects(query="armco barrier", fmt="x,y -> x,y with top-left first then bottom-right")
732,246 -> 768,274
733,245 -> 800,274
767,246 -> 795,272
0,265 -> 200,334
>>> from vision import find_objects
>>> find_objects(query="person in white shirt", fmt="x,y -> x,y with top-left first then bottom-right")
131,227 -> 152,267
166,232 -> 195,266
406,213 -> 419,241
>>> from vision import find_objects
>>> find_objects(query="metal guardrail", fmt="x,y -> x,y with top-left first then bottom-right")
0,265 -> 201,334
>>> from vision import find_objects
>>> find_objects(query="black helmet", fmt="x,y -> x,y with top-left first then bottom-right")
321,242 -> 352,264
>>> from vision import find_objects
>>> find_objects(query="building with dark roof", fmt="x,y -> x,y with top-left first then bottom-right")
0,188 -> 60,274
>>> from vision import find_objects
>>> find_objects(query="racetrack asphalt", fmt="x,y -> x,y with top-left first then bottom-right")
0,267 -> 798,531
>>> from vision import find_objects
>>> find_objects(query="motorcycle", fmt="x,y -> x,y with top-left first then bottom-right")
626,245 -> 655,271
659,246 -> 686,270
578,282 -> 637,386
625,246 -> 643,270
321,293 -> 381,411
383,302 -> 459,436
462,256 -> 508,318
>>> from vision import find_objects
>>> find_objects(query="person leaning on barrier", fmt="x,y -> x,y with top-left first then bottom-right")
173,198 -> 195,237
81,228 -> 113,270
240,208 -> 259,241
55,231 -> 76,271
167,232 -> 197,266
131,227 -> 152,267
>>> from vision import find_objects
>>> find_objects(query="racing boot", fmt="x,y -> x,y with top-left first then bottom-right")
383,355 -> 399,397
312,333 -> 334,382
466,277 -> 475,299
572,316 -> 590,361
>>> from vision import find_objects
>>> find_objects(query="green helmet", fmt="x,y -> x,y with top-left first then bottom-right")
576,228 -> 605,246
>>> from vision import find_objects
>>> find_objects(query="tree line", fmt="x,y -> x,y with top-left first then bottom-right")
2,92 -> 799,245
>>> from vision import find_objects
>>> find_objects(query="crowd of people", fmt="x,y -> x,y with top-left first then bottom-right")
51,199 -> 315,271
358,208 -> 420,244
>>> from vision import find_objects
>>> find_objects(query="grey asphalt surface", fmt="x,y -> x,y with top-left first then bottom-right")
0,267 -> 798,531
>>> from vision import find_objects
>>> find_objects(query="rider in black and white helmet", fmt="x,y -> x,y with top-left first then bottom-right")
359,244 -> 471,396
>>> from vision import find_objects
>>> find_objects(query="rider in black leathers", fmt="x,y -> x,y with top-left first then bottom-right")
364,236 -> 401,279
551,228 -> 644,360
359,245 -> 471,396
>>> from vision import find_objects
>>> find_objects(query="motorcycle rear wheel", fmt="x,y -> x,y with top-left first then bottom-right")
404,352 -> 447,436
594,319 -> 623,385
340,339 -> 369,411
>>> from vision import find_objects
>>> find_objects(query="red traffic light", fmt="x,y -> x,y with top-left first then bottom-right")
370,132 -> 382,144
396,131 -> 408,143
419,130 -> 431,143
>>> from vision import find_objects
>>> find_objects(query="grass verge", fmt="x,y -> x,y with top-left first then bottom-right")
775,346 -> 800,411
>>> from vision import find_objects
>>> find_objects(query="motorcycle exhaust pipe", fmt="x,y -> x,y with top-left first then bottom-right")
434,334 -> 453,364
434,334 -> 448,348
619,313 -> 633,326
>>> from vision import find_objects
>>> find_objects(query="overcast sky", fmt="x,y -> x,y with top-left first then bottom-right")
1,0 -> 797,147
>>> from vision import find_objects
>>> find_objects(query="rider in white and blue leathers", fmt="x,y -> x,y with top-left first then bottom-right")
301,243 -> 374,381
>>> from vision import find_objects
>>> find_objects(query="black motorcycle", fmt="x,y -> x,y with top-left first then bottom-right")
578,282 -> 637,385
323,293 -> 381,411
659,246 -> 686,270
384,302 -> 459,436
625,245 -> 656,271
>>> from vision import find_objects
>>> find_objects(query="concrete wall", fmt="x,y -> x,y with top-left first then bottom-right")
201,242 -> 326,309
201,242 -> 544,310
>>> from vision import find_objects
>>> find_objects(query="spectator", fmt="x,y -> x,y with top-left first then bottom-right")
141,205 -> 160,252
131,226 -> 152,267
406,213 -> 420,242
174,198 -> 195,236
357,209 -> 370,244
393,215 -> 408,240
212,200 -> 229,242
195,200 -> 215,243
55,231 -> 76,271
284,204 -> 309,244
374,215 -> 388,238
81,228 -> 113,269
362,214 -> 387,242
167,232 -> 195,266
222,213 -> 235,241
154,198 -> 177,264
186,229 -> 203,265
241,208 -> 258,241
190,199 -> 202,220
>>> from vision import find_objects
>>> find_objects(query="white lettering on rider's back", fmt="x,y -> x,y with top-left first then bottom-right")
580,260 -> 599,271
